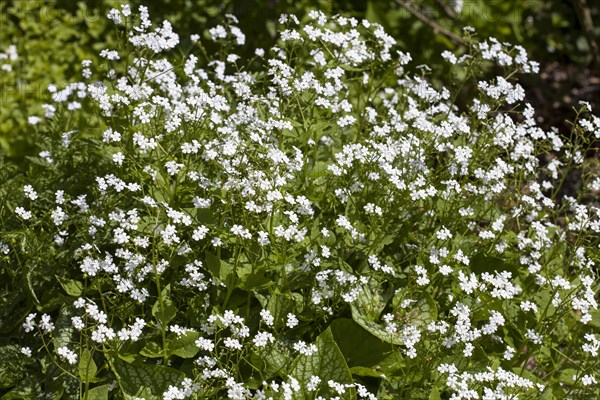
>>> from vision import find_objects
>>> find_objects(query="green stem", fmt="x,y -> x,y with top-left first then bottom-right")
151,225 -> 168,364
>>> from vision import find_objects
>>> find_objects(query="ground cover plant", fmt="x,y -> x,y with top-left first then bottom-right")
0,3 -> 599,399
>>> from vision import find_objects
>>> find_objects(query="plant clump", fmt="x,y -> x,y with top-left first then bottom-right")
1,4 -> 599,400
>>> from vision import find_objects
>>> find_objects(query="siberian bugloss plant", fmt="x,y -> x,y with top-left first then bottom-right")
1,4 -> 599,399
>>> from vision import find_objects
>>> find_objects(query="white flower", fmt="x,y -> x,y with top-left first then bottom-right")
23,185 -> 38,200
525,329 -> 543,345
209,25 -> 227,40
581,374 -> 597,386
224,337 -> 242,350
260,309 -> 274,326
196,337 -> 215,352
503,346 -> 515,360
307,376 -> 321,391
286,313 -> 299,328
192,226 -> 209,241
51,207 -> 67,226
252,331 -> 275,348
99,49 -> 120,60
15,207 -> 32,220
230,224 -> 251,239
57,347 -> 78,364
23,313 -> 37,332
165,161 -> 183,176
293,340 -> 318,356
113,152 -> 125,165
28,116 -> 41,125
439,264 -> 453,276
436,226 -> 452,240
71,316 -> 85,330
39,314 -> 54,333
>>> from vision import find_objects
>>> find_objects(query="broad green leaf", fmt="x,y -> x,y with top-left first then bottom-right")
86,384 -> 109,400
340,64 -> 364,72
0,345 -> 26,389
140,341 -> 163,358
393,291 -> 438,331
206,252 -> 232,282
374,348 -> 405,376
289,328 -> 353,399
78,349 -> 98,383
237,269 -> 272,290
351,284 -> 403,345
249,346 -> 291,380
44,363 -> 74,399
349,366 -> 386,378
188,208 -> 217,225
429,386 -> 441,400
470,253 -> 516,275
152,285 -> 177,326
330,318 -> 391,367
55,275 -> 83,297
2,380 -> 42,400
589,310 -> 600,329
539,387 -> 557,400
114,360 -> 186,400
267,291 -> 295,329
0,292 -> 32,334
264,347 -> 290,378
168,331 -> 200,358
557,368 -> 577,385
54,305 -> 75,349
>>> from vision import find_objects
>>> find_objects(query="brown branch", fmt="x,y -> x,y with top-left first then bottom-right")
435,0 -> 458,20
394,0 -> 465,46
572,0 -> 600,67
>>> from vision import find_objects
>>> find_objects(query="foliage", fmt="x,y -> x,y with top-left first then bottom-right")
1,3 -> 599,400
1,0 -> 599,159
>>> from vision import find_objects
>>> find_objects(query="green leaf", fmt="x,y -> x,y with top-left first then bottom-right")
86,384 -> 109,400
266,291 -> 295,329
264,347 -> 290,378
78,349 -> 98,383
0,345 -> 26,389
349,366 -> 386,378
54,305 -> 75,349
139,341 -> 163,358
341,64 -> 364,72
152,285 -> 177,326
557,368 -> 577,385
55,275 -> 83,297
470,253 -> 516,275
429,386 -> 441,400
393,291 -> 438,331
351,284 -> 403,345
309,161 -> 330,179
168,331 -> 200,358
289,328 -> 353,399
539,387 -> 557,400
205,252 -> 232,282
114,360 -> 186,400
0,290 -> 33,334
2,380 -> 42,399
237,270 -> 272,290
330,318 -> 391,367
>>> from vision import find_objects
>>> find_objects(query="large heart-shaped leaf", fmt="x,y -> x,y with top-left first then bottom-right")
289,328 -> 353,399
114,360 -> 186,400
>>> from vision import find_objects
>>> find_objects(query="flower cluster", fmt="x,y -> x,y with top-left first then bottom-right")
5,3 -> 599,399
